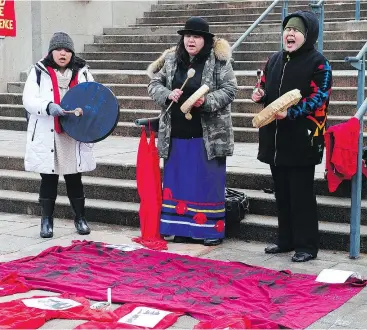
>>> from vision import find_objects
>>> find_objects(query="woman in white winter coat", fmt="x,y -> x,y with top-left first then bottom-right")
23,32 -> 96,238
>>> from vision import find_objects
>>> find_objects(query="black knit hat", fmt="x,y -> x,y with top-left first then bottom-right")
177,17 -> 215,37
48,32 -> 75,54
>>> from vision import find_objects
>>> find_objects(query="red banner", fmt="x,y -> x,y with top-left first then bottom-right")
0,0 -> 16,37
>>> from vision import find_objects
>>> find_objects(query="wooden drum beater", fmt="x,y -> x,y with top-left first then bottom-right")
180,84 -> 210,120
166,68 -> 196,113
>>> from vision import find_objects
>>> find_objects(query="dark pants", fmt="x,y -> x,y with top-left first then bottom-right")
40,173 -> 84,200
270,165 -> 319,257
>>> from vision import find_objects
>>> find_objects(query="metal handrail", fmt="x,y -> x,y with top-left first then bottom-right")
346,43 -> 367,66
345,41 -> 367,259
231,0 -> 285,52
356,0 -> 361,20
309,0 -> 325,54
309,0 -> 325,6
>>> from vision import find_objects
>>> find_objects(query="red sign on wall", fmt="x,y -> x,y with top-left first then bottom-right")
0,0 -> 16,37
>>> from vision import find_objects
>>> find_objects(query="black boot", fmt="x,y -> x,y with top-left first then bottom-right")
203,238 -> 223,246
39,198 -> 55,238
69,197 -> 91,235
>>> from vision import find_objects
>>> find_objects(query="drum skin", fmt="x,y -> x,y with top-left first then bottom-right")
60,82 -> 120,143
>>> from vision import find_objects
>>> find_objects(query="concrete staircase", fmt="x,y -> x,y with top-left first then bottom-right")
1,0 -> 367,252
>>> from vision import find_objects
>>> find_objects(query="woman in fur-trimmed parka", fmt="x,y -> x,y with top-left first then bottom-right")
23,32 -> 95,239
147,17 -> 238,246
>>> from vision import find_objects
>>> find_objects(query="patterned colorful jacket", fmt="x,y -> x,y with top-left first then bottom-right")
147,38 -> 238,160
256,11 -> 333,166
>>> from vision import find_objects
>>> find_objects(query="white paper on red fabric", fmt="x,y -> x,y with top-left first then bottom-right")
22,297 -> 82,310
118,307 -> 172,328
316,269 -> 362,284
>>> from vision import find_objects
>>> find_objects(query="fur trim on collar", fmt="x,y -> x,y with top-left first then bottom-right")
147,46 -> 176,79
147,37 -> 231,78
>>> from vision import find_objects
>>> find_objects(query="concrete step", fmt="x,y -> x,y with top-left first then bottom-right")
231,113 -> 367,129
0,154 -> 361,201
119,110 -> 367,132
20,70 -> 366,89
110,122 -> 367,144
0,169 -> 364,226
234,50 -> 357,61
238,188 -> 367,226
0,169 -> 141,204
105,23 -> 283,36
104,20 -> 367,35
14,70 -> 359,88
136,13 -> 283,25
237,214 -> 367,253
78,49 -> 357,62
117,98 -> 359,116
1,109 -> 366,138
0,117 -> 26,130
0,104 -> 24,117
153,0 -> 367,11
0,189 -> 139,228
0,93 -> 22,105
146,6 -> 291,17
0,92 -> 360,117
85,59 -> 354,71
17,81 -> 362,103
84,40 -> 366,53
7,83 -> 24,94
232,60 -> 352,70
11,82 -> 362,102
236,86 -> 363,102
0,187 -> 363,252
136,11 -> 367,25
19,70 -> 152,84
146,3 -> 367,17
152,0 -> 288,10
133,19 -> 282,27
3,117 -> 367,145
94,31 -> 367,44
0,106 -> 363,132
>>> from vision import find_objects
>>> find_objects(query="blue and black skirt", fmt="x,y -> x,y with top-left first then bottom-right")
160,138 -> 226,239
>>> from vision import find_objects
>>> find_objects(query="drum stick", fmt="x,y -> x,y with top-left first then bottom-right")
255,69 -> 262,93
165,68 -> 196,112
63,108 -> 83,116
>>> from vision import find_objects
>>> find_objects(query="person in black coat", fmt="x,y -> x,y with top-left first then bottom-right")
251,11 -> 332,262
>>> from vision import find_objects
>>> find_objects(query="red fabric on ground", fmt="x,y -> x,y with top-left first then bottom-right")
0,273 -> 31,296
0,293 -> 114,329
75,303 -> 183,329
133,128 -> 167,250
194,315 -> 252,329
0,240 -> 364,329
